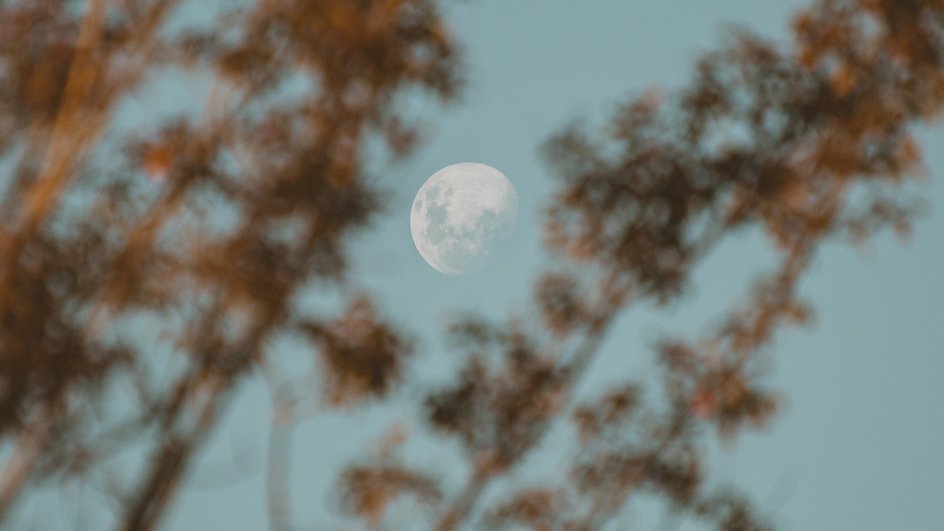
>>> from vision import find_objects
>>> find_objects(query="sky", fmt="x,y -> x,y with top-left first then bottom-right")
27,1 -> 944,529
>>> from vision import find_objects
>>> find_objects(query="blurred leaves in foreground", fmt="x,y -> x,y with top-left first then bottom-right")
0,0 -> 940,530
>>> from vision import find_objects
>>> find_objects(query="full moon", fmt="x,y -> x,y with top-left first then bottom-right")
410,163 -> 518,275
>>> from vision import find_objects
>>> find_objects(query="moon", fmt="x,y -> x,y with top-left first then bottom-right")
410,163 -> 518,275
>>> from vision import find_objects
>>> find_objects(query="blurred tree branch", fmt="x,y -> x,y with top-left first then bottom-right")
0,0 -> 459,529
419,1 -> 943,529
0,0 -> 941,530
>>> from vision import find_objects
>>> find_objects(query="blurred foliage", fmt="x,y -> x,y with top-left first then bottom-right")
0,0 -> 458,528
0,0 -> 940,530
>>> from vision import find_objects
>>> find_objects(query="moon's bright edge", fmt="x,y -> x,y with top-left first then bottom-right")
410,163 -> 518,275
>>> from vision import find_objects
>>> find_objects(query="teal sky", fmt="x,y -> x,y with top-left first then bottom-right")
190,1 -> 944,529
29,1 -> 943,529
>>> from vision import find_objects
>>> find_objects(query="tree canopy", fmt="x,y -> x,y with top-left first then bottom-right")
0,0 -> 941,529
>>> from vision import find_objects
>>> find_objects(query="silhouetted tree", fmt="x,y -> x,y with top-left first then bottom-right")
0,0 -> 940,530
